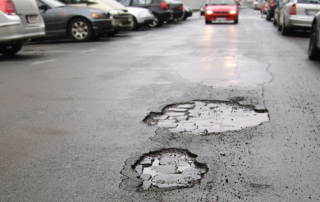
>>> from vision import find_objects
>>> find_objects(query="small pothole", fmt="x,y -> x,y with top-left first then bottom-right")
144,101 -> 269,134
132,149 -> 208,190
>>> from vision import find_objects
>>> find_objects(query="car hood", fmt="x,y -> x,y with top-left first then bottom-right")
61,6 -> 108,13
126,7 -> 149,12
66,0 -> 127,11
207,5 -> 237,11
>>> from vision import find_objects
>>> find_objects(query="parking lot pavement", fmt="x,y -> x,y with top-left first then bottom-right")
1,8 -> 320,202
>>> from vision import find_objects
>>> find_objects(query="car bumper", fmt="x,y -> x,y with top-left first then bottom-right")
136,15 -> 154,24
173,10 -> 184,19
91,19 -> 114,34
185,11 -> 193,18
158,10 -> 173,21
0,15 -> 45,43
205,14 -> 238,21
113,14 -> 133,31
286,15 -> 314,28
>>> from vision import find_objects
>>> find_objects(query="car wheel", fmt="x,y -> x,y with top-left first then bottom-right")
177,12 -> 185,21
205,20 -> 211,24
68,18 -> 92,42
277,17 -> 282,31
273,17 -> 277,26
234,18 -> 238,24
149,14 -> 162,28
308,22 -> 320,60
281,21 -> 290,35
0,43 -> 23,56
130,16 -> 139,31
266,11 -> 271,21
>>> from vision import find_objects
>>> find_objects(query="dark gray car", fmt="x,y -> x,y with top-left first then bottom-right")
37,0 -> 114,41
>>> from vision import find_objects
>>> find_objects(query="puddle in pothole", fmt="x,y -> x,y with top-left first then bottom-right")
133,149 -> 207,190
144,101 -> 269,134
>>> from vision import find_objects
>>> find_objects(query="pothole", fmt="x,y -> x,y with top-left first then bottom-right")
133,149 -> 208,190
144,101 -> 269,134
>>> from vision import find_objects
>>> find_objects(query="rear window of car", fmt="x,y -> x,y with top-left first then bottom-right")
132,0 -> 152,5
297,0 -> 320,4
209,0 -> 236,5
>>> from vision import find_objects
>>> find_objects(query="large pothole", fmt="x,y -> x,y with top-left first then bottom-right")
132,149 -> 208,190
144,101 -> 269,134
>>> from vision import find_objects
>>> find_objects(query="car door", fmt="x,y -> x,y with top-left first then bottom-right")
37,0 -> 57,36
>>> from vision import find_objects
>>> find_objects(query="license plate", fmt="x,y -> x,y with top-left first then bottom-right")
306,10 -> 318,15
128,16 -> 133,22
27,15 -> 38,24
215,17 -> 227,22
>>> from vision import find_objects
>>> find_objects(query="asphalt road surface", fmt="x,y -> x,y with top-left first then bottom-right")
1,7 -> 320,202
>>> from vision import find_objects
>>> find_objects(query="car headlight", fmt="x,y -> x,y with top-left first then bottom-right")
206,10 -> 213,14
110,16 -> 115,26
230,10 -> 237,14
139,10 -> 151,17
109,9 -> 119,15
92,13 -> 109,19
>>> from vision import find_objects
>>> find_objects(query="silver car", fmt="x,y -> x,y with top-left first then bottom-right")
278,0 -> 320,35
308,11 -> 320,60
0,0 -> 45,56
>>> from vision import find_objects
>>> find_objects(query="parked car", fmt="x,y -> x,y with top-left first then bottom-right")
165,0 -> 183,21
0,0 -> 45,56
37,0 -> 114,41
200,0 -> 208,16
260,0 -> 267,14
274,0 -> 287,25
265,0 -> 279,21
118,0 -> 173,27
205,0 -> 239,24
278,0 -> 320,35
308,11 -> 320,60
57,0 -> 133,35
116,0 -> 155,30
252,0 -> 259,9
177,5 -> 192,21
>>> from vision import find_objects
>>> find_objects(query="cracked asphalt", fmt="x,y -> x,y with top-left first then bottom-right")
1,7 -> 320,202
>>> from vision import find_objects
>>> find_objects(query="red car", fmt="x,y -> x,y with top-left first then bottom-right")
205,0 -> 239,24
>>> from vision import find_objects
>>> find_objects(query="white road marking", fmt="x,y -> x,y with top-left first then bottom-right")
32,59 -> 56,65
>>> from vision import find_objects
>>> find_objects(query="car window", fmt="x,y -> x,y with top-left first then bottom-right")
297,0 -> 320,4
40,0 -> 66,7
118,0 -> 131,6
132,0 -> 152,5
209,0 -> 235,5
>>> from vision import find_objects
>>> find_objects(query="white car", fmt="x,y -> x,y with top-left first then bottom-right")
308,10 -> 320,60
0,0 -> 45,56
278,0 -> 320,35
126,7 -> 155,30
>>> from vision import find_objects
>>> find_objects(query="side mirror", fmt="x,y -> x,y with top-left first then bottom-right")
39,4 -> 48,10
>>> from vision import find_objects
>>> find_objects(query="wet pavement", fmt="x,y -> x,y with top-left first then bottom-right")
1,7 -> 320,202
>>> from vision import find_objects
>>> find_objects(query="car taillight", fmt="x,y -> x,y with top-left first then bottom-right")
179,5 -> 183,10
270,1 -> 274,8
161,2 -> 169,10
289,3 -> 296,15
0,0 -> 16,15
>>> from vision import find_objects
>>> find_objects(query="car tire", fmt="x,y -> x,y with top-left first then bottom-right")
281,21 -> 290,35
0,43 -> 23,56
68,18 -> 92,42
277,17 -> 282,31
149,14 -> 162,28
205,20 -> 211,24
266,11 -> 271,21
130,16 -> 139,31
177,12 -> 185,21
234,18 -> 238,24
308,22 -> 320,60
273,17 -> 277,26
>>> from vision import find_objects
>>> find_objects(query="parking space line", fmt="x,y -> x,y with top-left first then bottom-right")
32,59 -> 56,65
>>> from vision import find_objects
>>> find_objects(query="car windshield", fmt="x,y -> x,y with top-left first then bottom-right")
41,0 -> 66,7
298,0 -> 320,4
209,0 -> 235,5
